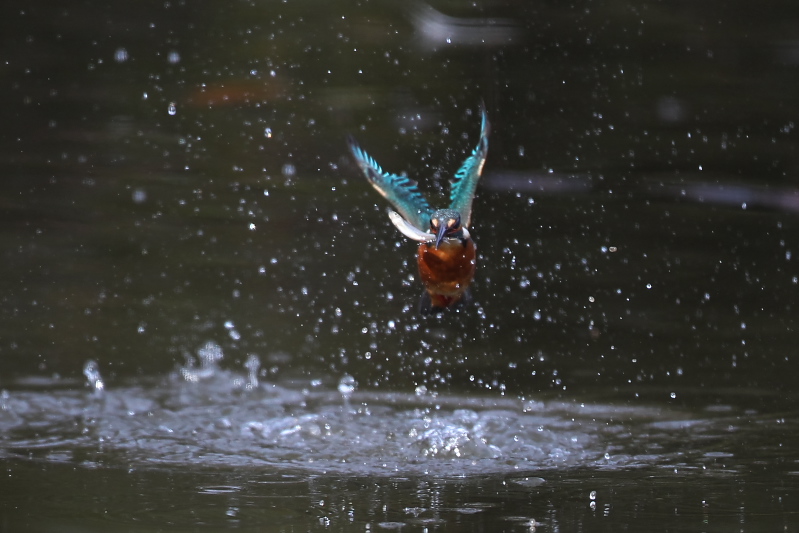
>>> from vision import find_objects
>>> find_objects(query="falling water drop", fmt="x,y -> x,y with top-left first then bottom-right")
282,163 -> 296,177
224,320 -> 241,341
132,188 -> 147,204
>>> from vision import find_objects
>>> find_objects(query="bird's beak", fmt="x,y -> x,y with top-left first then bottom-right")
434,223 -> 448,249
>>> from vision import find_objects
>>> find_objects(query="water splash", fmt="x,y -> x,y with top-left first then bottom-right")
198,341 -> 224,366
244,354 -> 260,390
0,360 -> 776,478
337,374 -> 357,399
82,360 -> 104,396
180,341 -> 224,382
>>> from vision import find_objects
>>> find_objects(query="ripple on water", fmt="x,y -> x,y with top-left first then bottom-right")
0,372 -> 754,477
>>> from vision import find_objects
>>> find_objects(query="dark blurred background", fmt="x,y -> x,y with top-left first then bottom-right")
2,0 -> 799,401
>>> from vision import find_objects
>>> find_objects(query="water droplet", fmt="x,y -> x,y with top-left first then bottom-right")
282,163 -> 296,177
224,321 -> 241,340
83,360 -> 104,395
338,374 -> 357,397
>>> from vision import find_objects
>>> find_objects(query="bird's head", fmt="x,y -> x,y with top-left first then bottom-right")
430,209 -> 466,249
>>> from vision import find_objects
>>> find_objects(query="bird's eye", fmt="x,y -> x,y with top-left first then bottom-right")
444,217 -> 461,234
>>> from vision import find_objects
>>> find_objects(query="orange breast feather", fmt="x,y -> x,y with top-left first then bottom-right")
416,239 -> 476,307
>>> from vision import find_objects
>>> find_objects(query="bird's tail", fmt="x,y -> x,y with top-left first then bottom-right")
418,290 -> 472,315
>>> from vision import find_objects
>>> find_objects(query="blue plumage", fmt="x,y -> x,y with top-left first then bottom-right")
348,105 -> 489,232
347,136 -> 433,231
449,106 -> 489,228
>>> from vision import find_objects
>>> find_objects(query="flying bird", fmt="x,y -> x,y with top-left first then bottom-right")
348,106 -> 489,314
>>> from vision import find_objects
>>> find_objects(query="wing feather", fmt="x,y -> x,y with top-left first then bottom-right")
348,136 -> 432,231
448,106 -> 490,228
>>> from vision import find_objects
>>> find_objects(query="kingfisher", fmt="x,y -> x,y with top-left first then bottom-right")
348,106 -> 489,314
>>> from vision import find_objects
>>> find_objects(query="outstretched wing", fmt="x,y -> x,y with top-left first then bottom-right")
448,105 -> 490,228
348,136 -> 432,231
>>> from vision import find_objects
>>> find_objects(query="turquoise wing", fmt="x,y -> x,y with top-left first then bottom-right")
348,136 -> 433,231
449,106 -> 490,228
